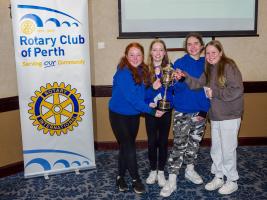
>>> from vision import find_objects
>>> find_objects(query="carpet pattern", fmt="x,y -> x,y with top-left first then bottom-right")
0,146 -> 266,200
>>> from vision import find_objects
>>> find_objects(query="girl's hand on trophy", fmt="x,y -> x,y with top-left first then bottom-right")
173,69 -> 185,80
155,67 -> 161,76
155,110 -> 165,117
153,78 -> 162,90
149,102 -> 157,108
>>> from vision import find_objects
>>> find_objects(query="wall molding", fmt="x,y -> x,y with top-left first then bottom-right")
91,85 -> 112,97
1,137 -> 266,178
0,96 -> 19,113
243,81 -> 267,93
1,81 -> 267,113
95,137 -> 267,150
0,161 -> 23,178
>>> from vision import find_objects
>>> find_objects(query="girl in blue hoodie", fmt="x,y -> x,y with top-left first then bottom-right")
144,39 -> 173,188
109,42 -> 164,194
160,33 -> 210,197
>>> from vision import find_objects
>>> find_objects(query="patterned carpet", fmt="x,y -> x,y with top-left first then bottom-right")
0,146 -> 266,200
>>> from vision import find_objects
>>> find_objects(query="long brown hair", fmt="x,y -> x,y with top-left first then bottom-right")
204,40 -> 238,87
118,42 -> 150,86
147,39 -> 170,83
184,32 -> 205,54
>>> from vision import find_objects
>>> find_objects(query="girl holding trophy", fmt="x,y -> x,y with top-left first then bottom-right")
145,39 -> 173,187
109,42 -> 164,194
160,33 -> 210,197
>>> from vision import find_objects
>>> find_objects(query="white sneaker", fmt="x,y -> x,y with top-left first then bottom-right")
218,181 -> 238,195
146,170 -> 157,184
157,171 -> 166,187
160,181 -> 177,197
185,167 -> 203,184
205,177 -> 224,191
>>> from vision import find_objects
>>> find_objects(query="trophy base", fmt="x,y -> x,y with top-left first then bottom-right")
158,100 -> 171,111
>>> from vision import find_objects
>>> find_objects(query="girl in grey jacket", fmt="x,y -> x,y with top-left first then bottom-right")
178,40 -> 243,195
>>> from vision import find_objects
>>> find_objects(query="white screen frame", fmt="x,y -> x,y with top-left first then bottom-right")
118,0 -> 258,38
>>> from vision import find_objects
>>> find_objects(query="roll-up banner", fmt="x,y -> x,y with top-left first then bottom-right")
11,0 -> 95,178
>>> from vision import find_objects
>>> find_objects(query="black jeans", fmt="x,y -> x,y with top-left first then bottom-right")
109,110 -> 140,180
145,111 -> 172,171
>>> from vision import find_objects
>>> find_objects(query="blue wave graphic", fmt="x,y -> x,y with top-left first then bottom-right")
18,5 -> 81,25
24,149 -> 90,161
62,21 -> 71,27
25,158 -> 51,170
45,18 -> 60,27
72,161 -> 81,166
24,149 -> 92,171
53,159 -> 70,167
82,161 -> 89,165
72,22 -> 79,27
21,14 -> 43,27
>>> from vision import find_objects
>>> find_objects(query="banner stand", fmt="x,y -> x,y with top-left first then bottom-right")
11,0 -> 96,178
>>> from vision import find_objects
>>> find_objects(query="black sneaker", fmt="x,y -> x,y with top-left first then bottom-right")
132,179 -> 145,194
116,176 -> 128,192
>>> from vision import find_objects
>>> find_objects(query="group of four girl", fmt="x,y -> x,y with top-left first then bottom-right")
109,33 -> 244,197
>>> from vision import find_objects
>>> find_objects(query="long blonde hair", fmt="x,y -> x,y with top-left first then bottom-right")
147,39 -> 170,83
204,40 -> 238,88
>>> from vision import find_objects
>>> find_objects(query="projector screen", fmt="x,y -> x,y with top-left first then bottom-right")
118,0 -> 258,38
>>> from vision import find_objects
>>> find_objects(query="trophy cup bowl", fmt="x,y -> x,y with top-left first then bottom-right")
158,65 -> 174,111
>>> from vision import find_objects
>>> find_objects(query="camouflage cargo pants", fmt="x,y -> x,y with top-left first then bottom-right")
167,111 -> 206,175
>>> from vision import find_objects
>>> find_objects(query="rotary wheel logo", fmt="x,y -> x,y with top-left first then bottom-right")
21,20 -> 36,35
28,82 -> 85,136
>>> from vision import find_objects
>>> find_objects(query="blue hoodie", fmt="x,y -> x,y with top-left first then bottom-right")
109,66 -> 153,115
173,54 -> 210,113
145,86 -> 173,109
